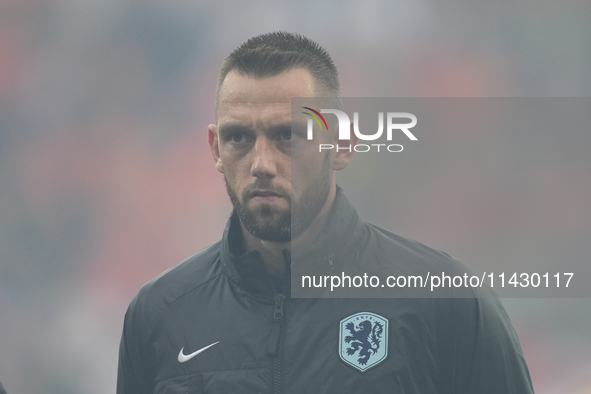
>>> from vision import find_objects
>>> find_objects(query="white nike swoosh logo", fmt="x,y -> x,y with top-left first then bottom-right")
178,341 -> 220,363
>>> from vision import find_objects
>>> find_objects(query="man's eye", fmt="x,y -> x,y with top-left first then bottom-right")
280,130 -> 292,141
230,133 -> 246,143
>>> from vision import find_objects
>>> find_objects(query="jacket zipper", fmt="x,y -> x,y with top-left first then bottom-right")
267,293 -> 285,394
268,250 -> 289,394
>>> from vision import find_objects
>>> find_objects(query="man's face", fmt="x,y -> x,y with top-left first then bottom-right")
210,68 -> 333,242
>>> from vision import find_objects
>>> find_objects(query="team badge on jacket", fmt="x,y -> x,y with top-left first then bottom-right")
339,312 -> 389,372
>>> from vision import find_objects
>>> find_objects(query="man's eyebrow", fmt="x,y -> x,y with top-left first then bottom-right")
218,124 -> 254,135
269,121 -> 311,134
219,123 -> 296,135
267,123 -> 292,133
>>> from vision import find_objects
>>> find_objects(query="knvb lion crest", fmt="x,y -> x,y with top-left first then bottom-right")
339,312 -> 388,372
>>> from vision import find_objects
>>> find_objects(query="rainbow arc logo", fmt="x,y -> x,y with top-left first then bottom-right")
302,107 -> 328,133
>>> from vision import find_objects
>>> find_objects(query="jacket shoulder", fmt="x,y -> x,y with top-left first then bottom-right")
361,222 -> 469,273
126,241 -> 222,329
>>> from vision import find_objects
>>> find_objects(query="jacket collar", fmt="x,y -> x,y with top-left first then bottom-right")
220,186 -> 364,296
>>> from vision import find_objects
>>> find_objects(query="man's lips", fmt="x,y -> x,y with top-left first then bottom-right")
247,190 -> 287,204
250,190 -> 283,198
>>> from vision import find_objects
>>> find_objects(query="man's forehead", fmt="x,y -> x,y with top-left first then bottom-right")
217,68 -> 317,113
218,104 -> 292,129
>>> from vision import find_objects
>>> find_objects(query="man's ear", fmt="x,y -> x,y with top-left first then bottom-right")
332,120 -> 357,171
208,124 -> 224,173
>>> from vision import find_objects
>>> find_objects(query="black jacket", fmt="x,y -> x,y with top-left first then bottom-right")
117,188 -> 534,393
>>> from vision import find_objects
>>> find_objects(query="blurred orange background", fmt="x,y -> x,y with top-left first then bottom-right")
0,1 -> 590,393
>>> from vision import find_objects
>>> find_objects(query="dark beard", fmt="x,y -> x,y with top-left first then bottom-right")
225,155 -> 331,243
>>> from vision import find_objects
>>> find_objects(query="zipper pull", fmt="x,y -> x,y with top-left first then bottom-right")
267,294 -> 285,356
273,294 -> 285,320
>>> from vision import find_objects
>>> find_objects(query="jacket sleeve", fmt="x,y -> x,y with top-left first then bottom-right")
117,291 -> 156,394
452,290 -> 535,394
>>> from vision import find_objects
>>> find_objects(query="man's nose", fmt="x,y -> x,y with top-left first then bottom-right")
250,137 -> 277,178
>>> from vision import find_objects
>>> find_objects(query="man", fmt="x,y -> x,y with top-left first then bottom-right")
117,32 -> 534,393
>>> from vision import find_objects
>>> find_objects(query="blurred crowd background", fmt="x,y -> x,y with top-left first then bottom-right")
0,0 -> 590,393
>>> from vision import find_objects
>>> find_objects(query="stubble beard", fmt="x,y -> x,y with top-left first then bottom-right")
225,154 -> 331,243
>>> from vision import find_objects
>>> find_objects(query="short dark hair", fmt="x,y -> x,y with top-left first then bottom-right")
215,32 -> 341,113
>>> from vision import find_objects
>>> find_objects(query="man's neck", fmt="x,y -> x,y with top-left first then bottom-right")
241,183 -> 337,274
